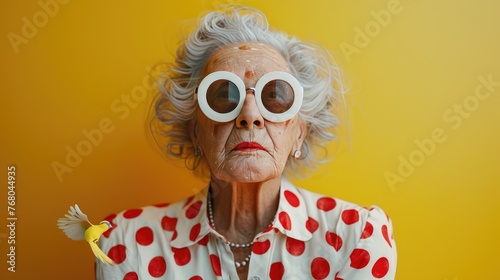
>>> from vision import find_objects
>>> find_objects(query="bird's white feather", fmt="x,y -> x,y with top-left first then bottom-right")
57,204 -> 92,240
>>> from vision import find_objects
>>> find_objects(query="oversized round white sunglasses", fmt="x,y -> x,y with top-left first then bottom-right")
195,71 -> 303,123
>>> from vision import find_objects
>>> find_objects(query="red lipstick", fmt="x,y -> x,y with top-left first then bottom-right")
233,142 -> 265,151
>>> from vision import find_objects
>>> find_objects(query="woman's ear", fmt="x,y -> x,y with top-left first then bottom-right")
292,120 -> 308,156
297,120 -> 308,147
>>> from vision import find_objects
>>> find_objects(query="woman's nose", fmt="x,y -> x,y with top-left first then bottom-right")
235,88 -> 264,129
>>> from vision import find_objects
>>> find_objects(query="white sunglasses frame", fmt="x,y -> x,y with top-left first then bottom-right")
196,71 -> 303,123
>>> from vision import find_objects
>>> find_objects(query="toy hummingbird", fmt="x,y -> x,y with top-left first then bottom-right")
57,204 -> 115,265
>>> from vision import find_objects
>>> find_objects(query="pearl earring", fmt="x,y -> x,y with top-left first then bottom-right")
194,148 -> 201,157
294,150 -> 302,159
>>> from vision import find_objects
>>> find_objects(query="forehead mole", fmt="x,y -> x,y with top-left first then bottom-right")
245,70 -> 255,79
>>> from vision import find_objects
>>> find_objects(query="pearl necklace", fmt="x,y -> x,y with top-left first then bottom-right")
207,191 -> 252,268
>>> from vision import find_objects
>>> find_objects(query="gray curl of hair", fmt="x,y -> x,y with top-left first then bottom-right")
150,6 -> 346,179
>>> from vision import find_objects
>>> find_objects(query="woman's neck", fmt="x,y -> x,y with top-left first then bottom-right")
209,175 -> 281,244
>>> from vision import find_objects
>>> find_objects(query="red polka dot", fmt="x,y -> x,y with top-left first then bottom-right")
284,190 -> 300,207
341,209 -> 359,225
279,211 -> 292,230
361,222 -> 373,239
172,247 -> 191,266
123,271 -> 138,280
325,231 -> 343,251
252,239 -> 271,255
269,262 -> 285,280
123,209 -> 143,219
135,227 -> 154,246
189,223 -> 201,241
317,197 -> 336,211
161,216 -> 177,231
306,217 -> 319,234
102,228 -> 115,238
197,235 -> 209,246
311,257 -> 330,279
102,214 -> 117,238
172,230 -> 178,241
372,257 -> 390,278
148,256 -> 167,278
189,276 -> 203,280
186,201 -> 202,219
381,225 -> 392,247
108,244 -> 127,264
210,254 -> 221,276
286,237 -> 305,256
154,202 -> 170,208
334,272 -> 344,280
350,248 -> 370,269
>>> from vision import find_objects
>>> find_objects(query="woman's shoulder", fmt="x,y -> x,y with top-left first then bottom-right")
289,184 -> 396,276
96,194 -> 208,276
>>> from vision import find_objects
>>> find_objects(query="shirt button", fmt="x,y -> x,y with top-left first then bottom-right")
251,277 -> 260,280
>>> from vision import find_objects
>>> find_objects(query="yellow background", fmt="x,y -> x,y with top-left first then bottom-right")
1,0 -> 499,279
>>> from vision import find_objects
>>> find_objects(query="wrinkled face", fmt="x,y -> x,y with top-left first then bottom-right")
192,42 -> 307,183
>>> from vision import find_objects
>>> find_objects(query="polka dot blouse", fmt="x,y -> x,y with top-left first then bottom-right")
96,180 -> 397,279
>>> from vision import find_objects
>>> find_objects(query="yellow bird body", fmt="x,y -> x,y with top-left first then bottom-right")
57,204 -> 115,265
84,222 -> 110,243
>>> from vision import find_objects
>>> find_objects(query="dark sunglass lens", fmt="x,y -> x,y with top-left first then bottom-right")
206,80 -> 240,113
261,80 -> 294,113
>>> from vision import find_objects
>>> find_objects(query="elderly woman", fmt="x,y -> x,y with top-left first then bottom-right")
97,7 -> 396,280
